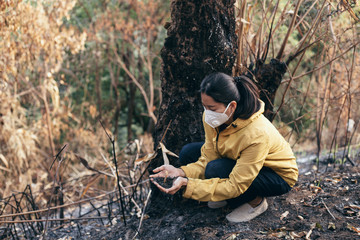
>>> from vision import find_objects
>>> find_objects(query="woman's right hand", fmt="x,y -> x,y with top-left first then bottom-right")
149,164 -> 185,179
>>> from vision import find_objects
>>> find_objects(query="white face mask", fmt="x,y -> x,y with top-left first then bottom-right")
204,103 -> 232,128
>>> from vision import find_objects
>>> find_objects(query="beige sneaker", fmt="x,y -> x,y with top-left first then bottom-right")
207,200 -> 227,209
226,198 -> 268,223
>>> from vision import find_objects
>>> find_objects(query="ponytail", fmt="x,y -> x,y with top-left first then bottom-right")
233,76 -> 261,119
200,73 -> 261,120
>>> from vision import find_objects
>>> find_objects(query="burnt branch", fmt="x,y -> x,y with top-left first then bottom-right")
99,120 -> 127,226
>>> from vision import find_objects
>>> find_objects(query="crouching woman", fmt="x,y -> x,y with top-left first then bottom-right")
150,72 -> 298,223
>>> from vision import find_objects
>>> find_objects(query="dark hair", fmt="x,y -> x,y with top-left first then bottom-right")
200,72 -> 261,119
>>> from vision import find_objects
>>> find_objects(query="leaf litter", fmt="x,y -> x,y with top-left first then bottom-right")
2,155 -> 359,239
100,164 -> 360,240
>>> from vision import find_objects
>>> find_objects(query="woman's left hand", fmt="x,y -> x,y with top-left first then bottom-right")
151,177 -> 188,195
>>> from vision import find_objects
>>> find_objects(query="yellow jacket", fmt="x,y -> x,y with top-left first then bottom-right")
180,101 -> 298,202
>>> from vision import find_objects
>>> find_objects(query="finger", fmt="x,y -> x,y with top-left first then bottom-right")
152,180 -> 178,195
152,165 -> 165,173
151,180 -> 164,191
166,180 -> 182,195
170,178 -> 187,194
167,185 -> 181,195
149,173 -> 162,178
151,180 -> 169,193
150,171 -> 166,178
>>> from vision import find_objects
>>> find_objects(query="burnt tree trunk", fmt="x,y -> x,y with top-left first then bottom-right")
252,59 -> 287,120
151,0 -> 237,172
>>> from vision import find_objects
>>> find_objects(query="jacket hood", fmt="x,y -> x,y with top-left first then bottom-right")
220,100 -> 265,135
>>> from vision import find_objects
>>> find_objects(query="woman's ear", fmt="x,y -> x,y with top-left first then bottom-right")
231,101 -> 237,112
228,101 -> 237,116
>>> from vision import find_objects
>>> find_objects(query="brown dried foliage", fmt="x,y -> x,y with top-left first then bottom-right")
0,0 -> 86,197
233,0 -> 360,155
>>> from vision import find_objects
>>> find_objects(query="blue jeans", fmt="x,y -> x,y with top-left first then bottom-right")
179,142 -> 292,208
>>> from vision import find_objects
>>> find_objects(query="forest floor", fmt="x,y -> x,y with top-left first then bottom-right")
49,161 -> 360,240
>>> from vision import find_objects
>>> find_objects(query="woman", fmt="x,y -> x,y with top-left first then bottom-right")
150,72 -> 298,223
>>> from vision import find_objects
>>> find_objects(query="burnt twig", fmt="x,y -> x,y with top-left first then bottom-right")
132,189 -> 152,240
0,181 -> 149,220
89,201 -> 105,226
43,154 -> 66,239
99,120 -> 127,226
49,144 -> 68,170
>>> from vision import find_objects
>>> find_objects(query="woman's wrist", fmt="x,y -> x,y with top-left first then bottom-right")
178,168 -> 186,177
181,176 -> 188,189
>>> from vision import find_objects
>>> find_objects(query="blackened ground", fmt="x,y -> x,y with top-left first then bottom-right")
92,164 -> 360,240
48,163 -> 360,240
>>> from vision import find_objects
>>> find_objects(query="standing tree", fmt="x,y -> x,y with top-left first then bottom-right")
151,0 -> 238,168
150,0 -> 360,168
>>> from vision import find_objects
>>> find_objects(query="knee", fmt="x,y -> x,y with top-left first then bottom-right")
179,143 -> 201,165
205,158 -> 235,179
179,143 -> 192,165
205,161 -> 218,179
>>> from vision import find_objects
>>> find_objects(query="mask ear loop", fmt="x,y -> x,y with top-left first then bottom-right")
224,101 -> 236,117
204,101 -> 234,115
223,102 -> 231,113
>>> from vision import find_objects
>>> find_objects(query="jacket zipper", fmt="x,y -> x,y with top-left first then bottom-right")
215,128 -> 220,155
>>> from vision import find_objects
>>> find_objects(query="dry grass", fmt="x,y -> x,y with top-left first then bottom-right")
233,0 -> 360,155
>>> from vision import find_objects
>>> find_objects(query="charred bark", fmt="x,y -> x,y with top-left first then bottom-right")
249,59 -> 287,120
151,0 -> 237,172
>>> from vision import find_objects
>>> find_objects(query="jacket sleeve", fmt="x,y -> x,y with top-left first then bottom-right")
182,134 -> 270,202
180,116 -> 220,179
